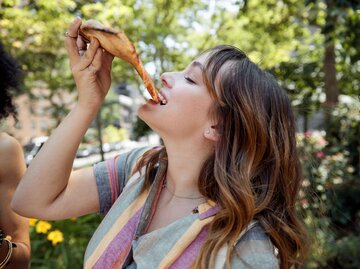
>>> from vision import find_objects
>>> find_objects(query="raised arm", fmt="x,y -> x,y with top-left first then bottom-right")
11,18 -> 114,220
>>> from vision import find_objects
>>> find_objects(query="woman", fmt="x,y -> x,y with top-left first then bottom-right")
12,18 -> 309,269
0,42 -> 30,269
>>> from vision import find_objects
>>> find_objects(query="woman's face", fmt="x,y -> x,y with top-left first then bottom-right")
138,52 -> 215,140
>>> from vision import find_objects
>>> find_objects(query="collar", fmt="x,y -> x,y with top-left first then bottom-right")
197,201 -> 221,220
135,150 -> 221,237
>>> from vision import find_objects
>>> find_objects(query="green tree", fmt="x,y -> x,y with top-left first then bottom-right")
306,0 -> 360,104
2,0 -> 359,267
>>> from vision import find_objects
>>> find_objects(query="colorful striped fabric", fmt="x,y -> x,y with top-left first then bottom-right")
85,147 -> 279,269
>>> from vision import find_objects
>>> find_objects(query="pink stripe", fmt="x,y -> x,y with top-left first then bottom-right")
170,226 -> 209,268
106,157 -> 120,204
112,156 -> 120,197
105,161 -> 115,204
93,207 -> 143,269
199,204 -> 221,220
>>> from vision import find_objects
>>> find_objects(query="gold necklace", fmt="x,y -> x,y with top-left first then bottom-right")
163,181 -> 205,200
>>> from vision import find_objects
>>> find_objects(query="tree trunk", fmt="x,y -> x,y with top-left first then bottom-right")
303,115 -> 308,133
323,0 -> 339,136
324,43 -> 338,105
96,111 -> 105,162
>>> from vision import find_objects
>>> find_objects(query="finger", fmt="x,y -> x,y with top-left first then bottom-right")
79,48 -> 86,57
77,35 -> 87,50
77,38 -> 100,71
91,48 -> 103,72
65,17 -> 82,65
77,36 -> 87,56
103,50 -> 114,69
103,50 -> 114,62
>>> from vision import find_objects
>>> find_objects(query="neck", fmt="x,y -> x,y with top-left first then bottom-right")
162,137 -> 213,199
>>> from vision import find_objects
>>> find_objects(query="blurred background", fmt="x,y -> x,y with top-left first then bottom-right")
0,0 -> 359,268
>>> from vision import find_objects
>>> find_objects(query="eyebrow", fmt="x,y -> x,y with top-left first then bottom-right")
190,61 -> 204,71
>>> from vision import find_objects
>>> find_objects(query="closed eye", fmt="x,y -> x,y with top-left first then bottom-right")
184,75 -> 196,84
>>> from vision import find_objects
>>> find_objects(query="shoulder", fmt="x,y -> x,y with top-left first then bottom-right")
231,223 -> 279,269
92,146 -> 160,215
0,132 -> 23,155
94,144 -> 157,178
0,132 -> 26,184
123,145 -> 163,176
128,146 -> 156,166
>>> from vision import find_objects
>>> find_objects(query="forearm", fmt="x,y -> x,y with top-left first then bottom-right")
0,241 -> 30,269
12,105 -> 97,218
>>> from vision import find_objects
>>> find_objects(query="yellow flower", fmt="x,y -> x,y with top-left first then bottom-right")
36,221 -> 52,234
12,41 -> 22,48
47,230 -> 64,246
29,218 -> 38,226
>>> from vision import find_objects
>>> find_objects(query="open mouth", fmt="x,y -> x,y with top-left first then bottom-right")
158,92 -> 168,105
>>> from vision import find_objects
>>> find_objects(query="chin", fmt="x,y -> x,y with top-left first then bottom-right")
137,107 -> 182,139
138,109 -> 157,131
138,105 -> 151,122
138,114 -> 167,139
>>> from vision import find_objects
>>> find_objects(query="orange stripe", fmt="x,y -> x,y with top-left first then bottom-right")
158,216 -> 215,269
105,160 -> 115,204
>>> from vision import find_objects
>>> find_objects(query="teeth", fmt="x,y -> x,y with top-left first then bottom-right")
158,93 -> 167,105
158,93 -> 165,101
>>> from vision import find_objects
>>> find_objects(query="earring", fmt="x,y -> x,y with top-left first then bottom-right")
205,129 -> 211,135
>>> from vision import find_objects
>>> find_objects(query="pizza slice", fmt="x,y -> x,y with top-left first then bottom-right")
79,19 -> 165,104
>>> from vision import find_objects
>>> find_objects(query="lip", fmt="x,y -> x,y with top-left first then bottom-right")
147,99 -> 158,106
159,89 -> 169,104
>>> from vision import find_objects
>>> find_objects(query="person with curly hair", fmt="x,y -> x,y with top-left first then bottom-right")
0,42 -> 30,269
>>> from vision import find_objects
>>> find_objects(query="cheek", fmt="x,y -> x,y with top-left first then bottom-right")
137,86 -> 214,135
170,93 -> 212,125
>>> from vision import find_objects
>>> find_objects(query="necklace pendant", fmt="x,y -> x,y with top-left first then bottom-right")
192,207 -> 199,214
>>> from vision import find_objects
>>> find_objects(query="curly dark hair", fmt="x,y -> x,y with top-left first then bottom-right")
0,42 -> 23,121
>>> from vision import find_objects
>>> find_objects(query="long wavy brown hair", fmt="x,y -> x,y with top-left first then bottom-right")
137,45 -> 309,269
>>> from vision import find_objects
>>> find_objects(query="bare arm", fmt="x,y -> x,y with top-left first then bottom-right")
11,107 -> 100,220
11,18 -> 114,221
0,134 -> 30,269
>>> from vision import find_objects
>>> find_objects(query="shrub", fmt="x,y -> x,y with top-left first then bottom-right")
30,215 -> 102,269
299,97 -> 360,268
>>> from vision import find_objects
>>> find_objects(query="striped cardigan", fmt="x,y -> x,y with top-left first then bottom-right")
84,147 -> 279,269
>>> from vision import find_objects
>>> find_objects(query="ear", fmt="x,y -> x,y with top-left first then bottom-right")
204,125 -> 220,142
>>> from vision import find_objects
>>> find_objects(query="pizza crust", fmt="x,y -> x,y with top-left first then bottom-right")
79,20 -> 160,103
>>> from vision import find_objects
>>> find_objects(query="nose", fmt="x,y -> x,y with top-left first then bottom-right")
160,72 -> 173,89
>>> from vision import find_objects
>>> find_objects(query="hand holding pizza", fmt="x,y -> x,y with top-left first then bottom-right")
79,19 -> 162,104
65,18 -> 114,113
